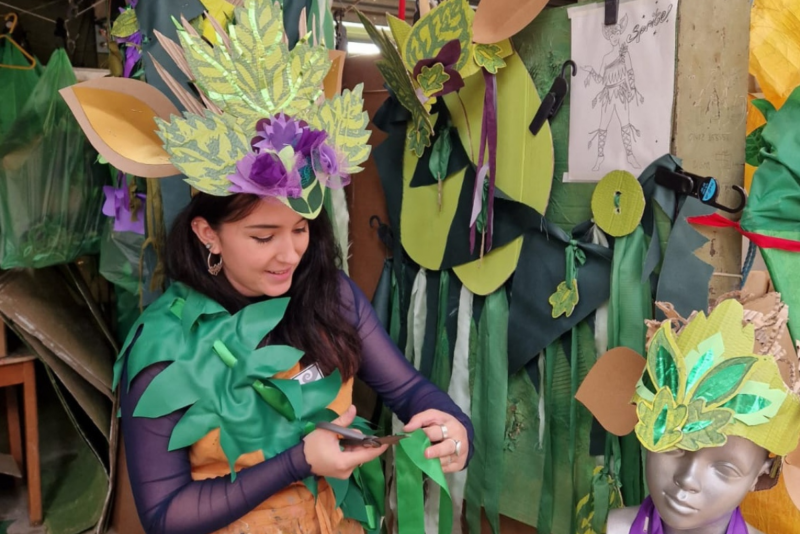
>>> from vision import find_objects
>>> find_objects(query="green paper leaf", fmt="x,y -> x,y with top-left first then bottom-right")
746,125 -> 767,167
549,279 -> 579,318
304,85 -> 371,174
111,9 -> 139,38
429,127 -> 453,183
287,195 -> 311,215
690,356 -> 757,406
634,388 -> 686,451
473,44 -> 507,74
156,111 -> 249,196
647,327 -> 681,398
417,63 -> 450,97
677,399 -> 732,451
727,380 -> 787,425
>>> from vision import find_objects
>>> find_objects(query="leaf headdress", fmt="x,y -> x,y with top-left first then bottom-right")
60,0 -> 370,220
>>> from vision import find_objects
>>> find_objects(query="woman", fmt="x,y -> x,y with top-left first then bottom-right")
61,1 -> 472,532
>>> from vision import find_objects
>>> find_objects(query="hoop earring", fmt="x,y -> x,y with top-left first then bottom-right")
205,243 -> 223,276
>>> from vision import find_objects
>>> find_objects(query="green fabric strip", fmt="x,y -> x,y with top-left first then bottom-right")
431,270 -> 452,391
395,430 -> 453,534
568,326 -> 580,534
536,341 -> 559,534
466,289 -> 510,534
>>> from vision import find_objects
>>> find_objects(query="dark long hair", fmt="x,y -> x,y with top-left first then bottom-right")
167,193 -> 362,379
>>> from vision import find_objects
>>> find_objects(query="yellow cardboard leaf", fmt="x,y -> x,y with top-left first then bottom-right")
200,0 -> 235,45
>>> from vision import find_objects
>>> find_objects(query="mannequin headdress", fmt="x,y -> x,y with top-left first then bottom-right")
578,288 -> 800,504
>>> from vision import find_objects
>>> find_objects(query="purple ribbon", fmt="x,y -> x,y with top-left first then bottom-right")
103,176 -> 146,234
469,69 -> 499,254
629,497 -> 748,534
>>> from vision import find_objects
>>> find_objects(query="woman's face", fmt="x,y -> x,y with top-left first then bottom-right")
610,32 -> 621,46
646,436 -> 770,531
193,198 -> 310,297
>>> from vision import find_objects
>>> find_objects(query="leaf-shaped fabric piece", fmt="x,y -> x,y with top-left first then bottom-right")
684,333 -> 725,391
156,111 -> 250,196
402,0 -> 474,75
549,279 -> 580,319
473,44 -> 507,75
111,9 -> 139,38
690,356 -> 758,407
676,399 -> 732,451
304,85 -> 371,174
429,127 -> 453,183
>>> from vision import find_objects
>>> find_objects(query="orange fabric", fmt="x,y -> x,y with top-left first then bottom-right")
741,474 -> 800,534
190,363 -> 359,534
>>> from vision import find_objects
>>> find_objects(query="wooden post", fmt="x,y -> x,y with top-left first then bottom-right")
671,0 -> 751,301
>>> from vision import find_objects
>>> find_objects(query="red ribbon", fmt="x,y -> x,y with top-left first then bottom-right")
399,0 -> 406,19
687,213 -> 800,252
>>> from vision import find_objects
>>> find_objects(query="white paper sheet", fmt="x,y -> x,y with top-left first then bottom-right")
566,0 -> 677,183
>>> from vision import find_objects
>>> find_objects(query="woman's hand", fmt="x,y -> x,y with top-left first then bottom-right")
404,409 -> 469,473
303,405 -> 388,479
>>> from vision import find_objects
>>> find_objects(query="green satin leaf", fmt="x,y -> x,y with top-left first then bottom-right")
727,380 -> 786,425
134,364 -> 201,418
682,419 -> 713,434
168,403 -> 221,450
297,369 -> 342,419
684,333 -> 725,391
245,345 -> 305,380
253,379 -> 299,421
646,327 -> 680,398
750,98 -> 776,122
690,356 -> 757,406
686,349 -> 715,392
653,403 -> 669,446
429,127 -> 453,183
303,476 -> 318,498
397,429 -> 453,534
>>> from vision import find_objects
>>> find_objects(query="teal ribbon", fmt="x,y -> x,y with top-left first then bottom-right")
395,429 -> 453,534
566,239 -> 587,290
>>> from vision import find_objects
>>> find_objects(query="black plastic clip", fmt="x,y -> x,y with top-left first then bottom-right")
529,60 -> 577,136
605,0 -> 619,25
370,215 -> 394,252
655,167 -> 747,214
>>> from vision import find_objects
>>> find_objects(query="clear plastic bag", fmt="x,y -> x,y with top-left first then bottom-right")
0,49 -> 106,269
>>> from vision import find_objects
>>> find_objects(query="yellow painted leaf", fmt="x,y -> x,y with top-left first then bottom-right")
750,0 -> 800,108
110,9 -> 138,38
549,279 -> 580,318
156,111 -> 249,196
402,0 -> 474,75
305,85 -> 371,173
200,0 -> 235,45
387,14 -> 413,53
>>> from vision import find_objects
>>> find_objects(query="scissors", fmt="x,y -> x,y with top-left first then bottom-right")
315,422 -> 407,448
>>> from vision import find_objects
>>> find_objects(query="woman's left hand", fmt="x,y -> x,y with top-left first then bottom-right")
403,409 -> 469,473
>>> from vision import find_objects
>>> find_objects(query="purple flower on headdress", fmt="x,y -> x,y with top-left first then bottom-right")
252,113 -> 327,157
311,144 -> 351,189
412,39 -> 465,98
102,183 -> 146,234
227,152 -> 303,198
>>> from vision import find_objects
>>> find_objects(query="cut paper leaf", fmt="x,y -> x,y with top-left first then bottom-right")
323,50 -> 346,99
417,63 -> 451,97
156,110 -> 250,196
591,170 -> 645,237
676,399 -> 732,451
111,9 -> 139,38
387,14 -> 412,51
576,347 -> 646,436
59,77 -> 179,178
357,10 -> 433,157
549,279 -> 580,318
402,0 -> 474,75
473,0 -> 549,44
727,381 -> 786,426
473,43 -> 507,74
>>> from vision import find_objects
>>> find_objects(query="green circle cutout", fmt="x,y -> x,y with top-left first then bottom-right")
591,170 -> 645,237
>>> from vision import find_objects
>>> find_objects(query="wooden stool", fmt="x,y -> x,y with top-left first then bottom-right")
0,352 -> 41,526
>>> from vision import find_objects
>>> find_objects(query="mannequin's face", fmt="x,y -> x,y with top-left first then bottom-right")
646,436 -> 771,531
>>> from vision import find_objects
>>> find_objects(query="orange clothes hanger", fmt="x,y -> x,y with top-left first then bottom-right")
0,13 -> 37,70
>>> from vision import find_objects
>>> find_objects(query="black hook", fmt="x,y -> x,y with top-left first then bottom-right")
370,215 -> 394,252
654,167 -> 748,215
529,60 -> 577,136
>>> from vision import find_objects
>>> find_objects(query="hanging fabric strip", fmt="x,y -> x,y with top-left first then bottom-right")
536,342 -> 559,534
568,326 -> 580,534
469,70 -> 499,256
465,289 -> 510,534
447,286 -> 474,534
590,226 -> 610,358
430,271 -> 452,392
405,268 -> 428,370
395,430 -> 454,534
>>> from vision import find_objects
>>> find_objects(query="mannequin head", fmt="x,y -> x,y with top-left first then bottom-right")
646,436 -> 772,531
